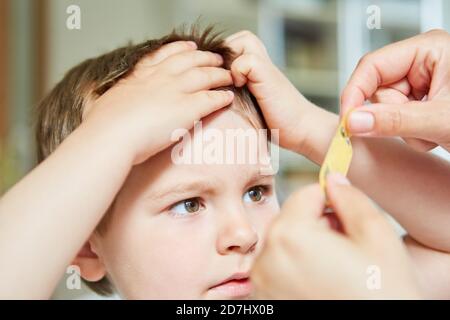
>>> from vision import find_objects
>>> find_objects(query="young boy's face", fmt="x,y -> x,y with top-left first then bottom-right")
88,106 -> 279,299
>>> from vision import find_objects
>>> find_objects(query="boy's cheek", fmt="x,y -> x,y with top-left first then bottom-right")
253,200 -> 280,245
100,215 -> 216,298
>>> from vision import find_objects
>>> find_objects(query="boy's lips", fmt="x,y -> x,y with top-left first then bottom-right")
208,272 -> 252,298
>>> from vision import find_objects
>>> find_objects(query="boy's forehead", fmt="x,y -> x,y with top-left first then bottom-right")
159,107 -> 267,166
120,108 -> 272,195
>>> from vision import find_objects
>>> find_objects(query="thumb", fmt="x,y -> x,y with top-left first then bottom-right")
326,173 -> 392,242
229,53 -> 273,88
347,100 -> 449,143
282,184 -> 325,223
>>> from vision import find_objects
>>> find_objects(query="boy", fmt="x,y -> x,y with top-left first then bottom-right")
4,26 -> 279,299
0,27 -> 449,299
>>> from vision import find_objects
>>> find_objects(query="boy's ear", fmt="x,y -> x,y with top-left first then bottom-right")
72,237 -> 106,282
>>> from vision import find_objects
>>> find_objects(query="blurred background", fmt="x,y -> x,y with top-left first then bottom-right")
0,0 -> 449,299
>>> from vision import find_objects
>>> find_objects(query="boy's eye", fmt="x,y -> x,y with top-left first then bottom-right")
243,185 -> 268,203
169,198 -> 202,217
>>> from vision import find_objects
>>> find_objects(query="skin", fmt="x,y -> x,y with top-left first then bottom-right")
75,107 -> 279,299
225,30 -> 450,298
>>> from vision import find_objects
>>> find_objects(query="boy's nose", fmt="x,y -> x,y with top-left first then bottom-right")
216,212 -> 259,255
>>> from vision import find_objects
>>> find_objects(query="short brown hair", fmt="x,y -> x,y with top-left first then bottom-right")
35,25 -> 266,296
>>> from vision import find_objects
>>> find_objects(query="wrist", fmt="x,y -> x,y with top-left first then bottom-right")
291,104 -> 338,165
73,119 -> 135,171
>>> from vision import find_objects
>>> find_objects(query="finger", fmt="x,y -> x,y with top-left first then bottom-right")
340,34 -> 427,115
180,67 -> 233,92
188,90 -> 234,119
369,86 -> 410,104
137,41 -> 197,68
281,184 -> 325,223
347,100 -> 449,143
230,53 -> 273,88
367,85 -> 437,150
326,173 -> 391,241
224,30 -> 269,58
341,29 -> 450,115
387,78 -> 412,97
161,50 -> 224,74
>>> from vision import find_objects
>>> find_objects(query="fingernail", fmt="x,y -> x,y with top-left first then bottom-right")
215,53 -> 223,62
348,111 -> 375,133
327,173 -> 350,186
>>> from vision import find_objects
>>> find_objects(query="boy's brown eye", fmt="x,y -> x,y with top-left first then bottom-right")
184,199 -> 199,213
170,198 -> 202,217
245,186 -> 265,202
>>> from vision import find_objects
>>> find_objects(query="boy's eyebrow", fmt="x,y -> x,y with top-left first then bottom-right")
146,179 -> 219,202
146,169 -> 276,202
247,172 -> 275,186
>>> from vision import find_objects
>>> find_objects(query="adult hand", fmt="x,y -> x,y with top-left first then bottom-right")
341,30 -> 450,152
252,174 -> 421,299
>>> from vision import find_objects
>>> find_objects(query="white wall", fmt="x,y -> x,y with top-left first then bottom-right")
45,0 -> 176,90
